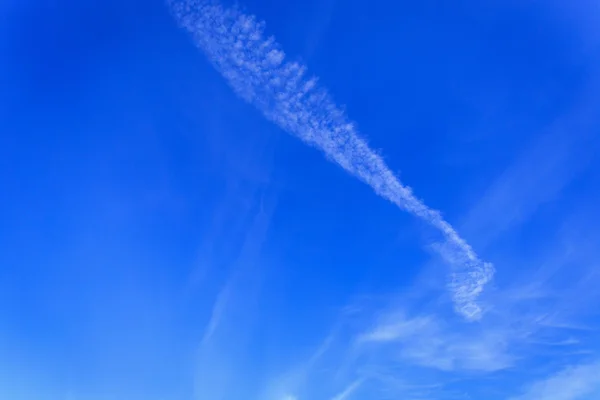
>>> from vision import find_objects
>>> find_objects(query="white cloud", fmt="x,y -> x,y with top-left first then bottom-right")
200,279 -> 233,344
330,379 -> 363,400
259,331 -> 339,400
168,0 -> 493,320
460,104 -> 598,250
509,362 -> 600,400
358,312 -> 513,372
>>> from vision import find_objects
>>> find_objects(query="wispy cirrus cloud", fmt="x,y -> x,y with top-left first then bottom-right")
329,379 -> 363,400
357,310 -> 514,373
509,361 -> 600,400
194,188 -> 277,400
168,0 -> 493,320
460,88 -> 600,250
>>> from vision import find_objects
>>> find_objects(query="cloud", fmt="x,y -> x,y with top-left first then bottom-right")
193,190 -> 277,400
358,311 -> 513,372
460,95 -> 600,250
330,379 -> 363,400
509,361 -> 600,400
261,328 -> 343,400
200,279 -> 233,344
167,0 -> 493,320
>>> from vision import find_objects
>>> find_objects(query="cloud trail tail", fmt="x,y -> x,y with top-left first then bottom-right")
168,0 -> 494,320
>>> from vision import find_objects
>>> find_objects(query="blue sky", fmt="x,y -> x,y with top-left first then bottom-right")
2,0 -> 600,399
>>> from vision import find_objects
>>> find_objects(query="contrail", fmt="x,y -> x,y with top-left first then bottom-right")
330,379 -> 364,400
168,0 -> 494,320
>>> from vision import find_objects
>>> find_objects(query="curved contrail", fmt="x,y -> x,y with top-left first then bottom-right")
168,0 -> 494,320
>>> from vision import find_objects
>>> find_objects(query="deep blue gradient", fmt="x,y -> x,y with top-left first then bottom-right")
2,0 -> 600,399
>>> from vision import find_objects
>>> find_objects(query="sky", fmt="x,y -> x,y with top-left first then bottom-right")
1,0 -> 600,399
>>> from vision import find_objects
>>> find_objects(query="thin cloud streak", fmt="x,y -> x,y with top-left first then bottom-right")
168,0 -> 493,319
330,379 -> 364,400
200,280 -> 233,345
509,361 -> 600,400
357,311 -> 514,372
